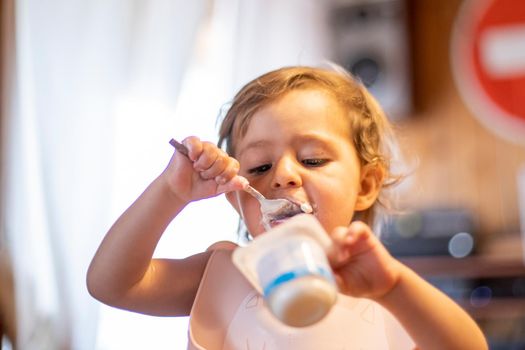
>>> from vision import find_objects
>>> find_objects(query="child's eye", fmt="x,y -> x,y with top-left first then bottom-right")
302,159 -> 327,167
247,164 -> 272,175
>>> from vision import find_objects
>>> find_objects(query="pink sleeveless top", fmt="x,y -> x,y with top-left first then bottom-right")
188,249 -> 414,350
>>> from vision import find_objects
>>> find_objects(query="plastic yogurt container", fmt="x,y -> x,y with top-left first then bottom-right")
232,214 -> 338,327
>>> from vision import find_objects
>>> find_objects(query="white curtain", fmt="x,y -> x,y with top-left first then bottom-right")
4,0 -> 209,349
232,0 -> 330,90
2,0 -> 329,349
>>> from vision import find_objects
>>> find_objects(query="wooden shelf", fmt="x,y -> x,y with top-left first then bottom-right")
458,298 -> 525,319
399,255 -> 525,279
398,253 -> 525,321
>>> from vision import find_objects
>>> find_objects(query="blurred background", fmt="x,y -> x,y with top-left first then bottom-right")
1,0 -> 525,349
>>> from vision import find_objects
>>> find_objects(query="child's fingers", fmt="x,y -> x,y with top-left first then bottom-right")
192,142 -> 220,172
181,137 -> 231,177
198,148 -> 237,181
217,175 -> 247,194
181,136 -> 204,162
328,221 -> 375,268
327,226 -> 353,268
214,157 -> 240,185
197,152 -> 225,179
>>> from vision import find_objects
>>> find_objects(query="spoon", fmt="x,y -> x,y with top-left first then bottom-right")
168,139 -> 312,217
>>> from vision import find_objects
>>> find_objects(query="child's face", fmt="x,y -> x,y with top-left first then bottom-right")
226,88 -> 380,237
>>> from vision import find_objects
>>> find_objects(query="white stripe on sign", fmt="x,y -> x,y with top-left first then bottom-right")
481,24 -> 525,78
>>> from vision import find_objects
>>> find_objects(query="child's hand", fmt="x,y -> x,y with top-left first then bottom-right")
162,136 -> 245,203
327,221 -> 402,300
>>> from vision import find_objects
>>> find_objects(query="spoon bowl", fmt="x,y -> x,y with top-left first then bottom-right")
241,184 -> 292,214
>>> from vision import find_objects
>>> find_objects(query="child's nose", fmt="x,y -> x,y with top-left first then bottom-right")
271,158 -> 302,189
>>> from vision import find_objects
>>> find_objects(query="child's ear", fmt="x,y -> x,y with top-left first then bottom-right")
355,163 -> 385,211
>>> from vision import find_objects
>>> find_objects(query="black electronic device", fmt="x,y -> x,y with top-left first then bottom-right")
329,0 -> 412,119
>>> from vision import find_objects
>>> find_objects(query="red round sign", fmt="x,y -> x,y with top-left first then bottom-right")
452,0 -> 525,143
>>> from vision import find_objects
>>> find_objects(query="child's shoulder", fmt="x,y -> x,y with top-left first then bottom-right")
206,240 -> 238,252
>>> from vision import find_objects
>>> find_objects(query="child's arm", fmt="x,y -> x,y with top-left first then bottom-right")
86,137 -> 244,316
329,221 -> 488,350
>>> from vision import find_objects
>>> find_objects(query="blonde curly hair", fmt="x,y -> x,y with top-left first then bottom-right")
218,65 -> 402,233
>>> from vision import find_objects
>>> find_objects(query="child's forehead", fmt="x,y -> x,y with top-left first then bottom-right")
225,87 -> 353,156
232,101 -> 353,154
247,89 -> 347,125
240,88 -> 344,125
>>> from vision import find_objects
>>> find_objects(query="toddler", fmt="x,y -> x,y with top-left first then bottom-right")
87,65 -> 487,349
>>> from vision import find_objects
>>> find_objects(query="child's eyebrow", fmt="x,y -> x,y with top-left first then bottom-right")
291,133 -> 345,150
238,134 -> 342,158
293,134 -> 331,145
237,140 -> 271,158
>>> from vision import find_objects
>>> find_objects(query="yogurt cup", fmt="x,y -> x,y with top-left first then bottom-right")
232,214 -> 338,327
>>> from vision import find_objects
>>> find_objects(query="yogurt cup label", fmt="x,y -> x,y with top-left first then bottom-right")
256,236 -> 335,297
